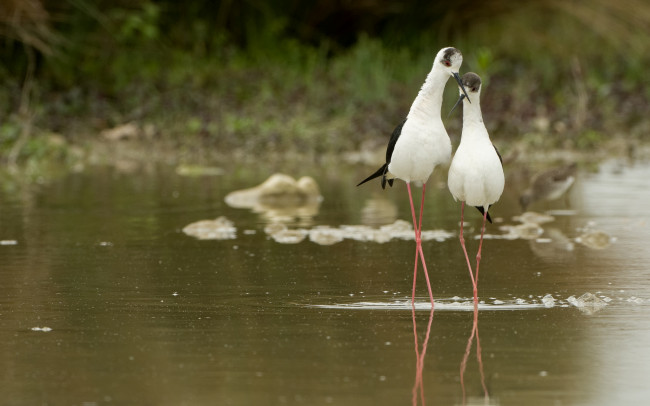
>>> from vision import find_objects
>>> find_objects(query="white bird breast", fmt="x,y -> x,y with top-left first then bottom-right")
388,121 -> 451,184
448,139 -> 504,207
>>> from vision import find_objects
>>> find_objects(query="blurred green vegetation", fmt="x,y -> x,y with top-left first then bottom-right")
1,0 -> 650,168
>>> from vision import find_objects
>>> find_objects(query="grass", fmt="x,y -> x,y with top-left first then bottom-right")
1,0 -> 650,174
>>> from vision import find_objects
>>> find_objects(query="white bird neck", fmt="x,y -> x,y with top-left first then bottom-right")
407,67 -> 449,122
462,97 -> 483,125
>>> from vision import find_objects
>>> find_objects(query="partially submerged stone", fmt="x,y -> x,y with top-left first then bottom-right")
175,164 -> 224,176
309,226 -> 345,246
225,174 -> 322,209
360,197 -> 398,226
567,292 -> 608,314
576,230 -> 612,249
182,216 -> 236,240
270,229 -> 308,244
225,174 -> 322,222
498,223 -> 544,240
513,211 -> 556,225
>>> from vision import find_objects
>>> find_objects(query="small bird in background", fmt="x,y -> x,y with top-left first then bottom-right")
357,47 -> 470,307
519,163 -> 578,210
447,72 -> 504,305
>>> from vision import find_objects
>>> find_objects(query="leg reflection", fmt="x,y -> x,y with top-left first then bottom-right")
412,302 -> 435,406
460,302 -> 489,405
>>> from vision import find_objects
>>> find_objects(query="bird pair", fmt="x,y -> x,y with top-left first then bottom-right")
357,47 -> 504,307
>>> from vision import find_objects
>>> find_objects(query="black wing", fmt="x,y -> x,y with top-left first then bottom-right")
474,206 -> 493,224
493,144 -> 503,164
356,119 -> 406,189
385,119 -> 406,163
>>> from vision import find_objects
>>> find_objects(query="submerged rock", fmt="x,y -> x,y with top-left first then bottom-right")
360,197 -> 398,226
542,294 -> 556,308
513,211 -> 556,225
576,230 -> 612,249
269,228 -> 308,244
567,292 -> 607,314
263,219 -> 454,245
309,226 -> 345,245
225,174 -> 322,223
264,222 -> 287,235
225,173 -> 322,208
498,223 -> 544,240
175,164 -> 224,176
182,216 -> 236,240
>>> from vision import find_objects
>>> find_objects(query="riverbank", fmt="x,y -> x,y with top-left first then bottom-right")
2,1 -> 649,177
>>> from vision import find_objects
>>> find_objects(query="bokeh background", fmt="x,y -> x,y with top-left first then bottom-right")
2,0 -> 650,170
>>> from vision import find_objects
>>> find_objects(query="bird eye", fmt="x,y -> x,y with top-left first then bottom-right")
443,60 -> 451,67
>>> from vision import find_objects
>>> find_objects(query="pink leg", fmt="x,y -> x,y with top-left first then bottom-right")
416,306 -> 434,405
474,305 -> 489,401
412,299 -> 435,406
459,308 -> 477,406
473,209 -> 489,304
411,299 -> 421,406
411,248 -> 419,306
459,202 -> 477,300
407,183 -> 435,308
407,183 -> 420,305
461,302 -> 489,404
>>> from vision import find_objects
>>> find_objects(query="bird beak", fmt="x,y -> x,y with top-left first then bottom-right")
453,72 -> 471,103
449,93 -> 466,117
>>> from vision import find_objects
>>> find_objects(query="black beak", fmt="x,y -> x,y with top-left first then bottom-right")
448,93 -> 466,117
453,72 -> 471,103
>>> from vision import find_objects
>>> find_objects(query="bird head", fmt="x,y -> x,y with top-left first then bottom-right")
437,47 -> 471,104
450,72 -> 482,115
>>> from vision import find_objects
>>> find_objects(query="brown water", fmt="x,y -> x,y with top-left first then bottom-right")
1,159 -> 649,405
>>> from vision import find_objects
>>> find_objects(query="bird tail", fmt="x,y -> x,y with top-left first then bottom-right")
475,206 -> 493,224
357,164 -> 392,190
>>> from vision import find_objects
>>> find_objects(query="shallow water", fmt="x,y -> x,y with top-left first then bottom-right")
1,159 -> 649,405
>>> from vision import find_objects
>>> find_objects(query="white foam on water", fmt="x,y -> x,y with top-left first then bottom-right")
311,297 -> 548,311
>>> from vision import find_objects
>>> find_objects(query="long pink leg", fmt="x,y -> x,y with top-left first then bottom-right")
412,299 -> 435,406
459,308 -> 477,406
407,183 -> 420,305
473,209 -> 489,304
474,305 -> 489,401
459,202 -> 477,300
407,183 -> 434,308
411,243 -> 419,306
411,299 -> 421,406
416,305 -> 435,405
460,302 -> 489,405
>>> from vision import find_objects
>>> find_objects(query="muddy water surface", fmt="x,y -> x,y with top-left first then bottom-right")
1,159 -> 649,405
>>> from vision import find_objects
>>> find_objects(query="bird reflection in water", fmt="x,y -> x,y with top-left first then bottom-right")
411,303 -> 434,406
460,303 -> 489,406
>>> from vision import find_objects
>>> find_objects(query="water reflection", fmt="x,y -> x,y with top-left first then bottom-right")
411,305 -> 434,406
361,197 -> 398,226
459,305 -> 490,406
2,160 -> 650,404
528,227 -> 575,262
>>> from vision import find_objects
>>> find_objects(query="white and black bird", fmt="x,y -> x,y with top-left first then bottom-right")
447,72 -> 504,304
358,47 -> 470,307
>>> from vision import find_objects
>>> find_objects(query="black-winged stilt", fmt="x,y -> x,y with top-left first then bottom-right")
358,47 -> 470,307
520,163 -> 577,209
447,72 -> 504,304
